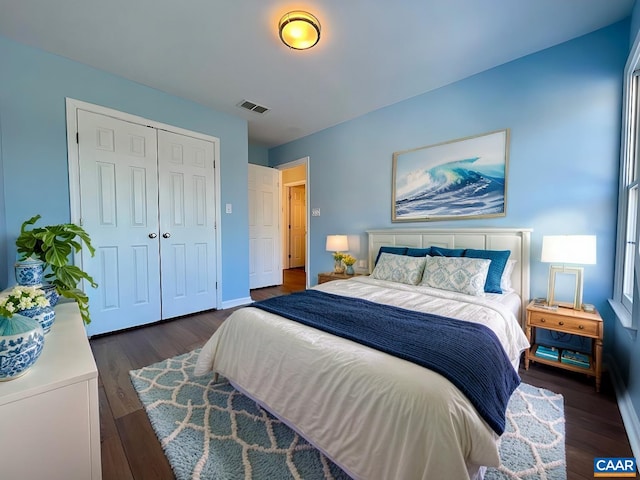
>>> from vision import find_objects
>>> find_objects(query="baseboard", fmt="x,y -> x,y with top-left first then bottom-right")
606,353 -> 640,460
221,296 -> 254,310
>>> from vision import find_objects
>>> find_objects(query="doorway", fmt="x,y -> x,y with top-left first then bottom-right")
286,184 -> 306,269
278,158 -> 310,288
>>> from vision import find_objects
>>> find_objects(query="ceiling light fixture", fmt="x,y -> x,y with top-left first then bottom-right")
278,11 -> 321,50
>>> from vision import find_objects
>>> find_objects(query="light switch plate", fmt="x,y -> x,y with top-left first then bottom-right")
225,203 -> 232,214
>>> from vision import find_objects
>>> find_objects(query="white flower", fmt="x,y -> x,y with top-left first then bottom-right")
0,285 -> 49,318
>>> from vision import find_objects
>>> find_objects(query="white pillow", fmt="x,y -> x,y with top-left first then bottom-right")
420,256 -> 491,296
371,253 -> 427,285
500,259 -> 517,293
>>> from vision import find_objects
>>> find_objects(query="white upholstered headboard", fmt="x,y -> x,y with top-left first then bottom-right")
366,228 -> 532,326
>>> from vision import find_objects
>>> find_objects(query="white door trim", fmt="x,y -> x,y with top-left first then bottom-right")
65,97 -> 223,309
276,157 -> 310,288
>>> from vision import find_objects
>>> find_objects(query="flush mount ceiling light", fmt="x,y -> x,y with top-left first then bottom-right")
278,11 -> 321,50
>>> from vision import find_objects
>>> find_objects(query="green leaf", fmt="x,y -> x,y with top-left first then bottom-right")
16,215 -> 98,324
58,288 -> 92,325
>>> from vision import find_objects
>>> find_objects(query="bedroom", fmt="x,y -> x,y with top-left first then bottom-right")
0,1 -> 638,479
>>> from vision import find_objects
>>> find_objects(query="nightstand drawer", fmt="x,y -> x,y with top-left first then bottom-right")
528,311 -> 599,336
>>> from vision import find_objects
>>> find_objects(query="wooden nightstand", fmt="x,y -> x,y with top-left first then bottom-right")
524,301 -> 603,392
317,271 -> 363,284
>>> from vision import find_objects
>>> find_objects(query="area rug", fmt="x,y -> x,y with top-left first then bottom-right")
130,350 -> 566,480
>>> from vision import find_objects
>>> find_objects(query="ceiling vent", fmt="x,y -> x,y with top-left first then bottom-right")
237,100 -> 269,114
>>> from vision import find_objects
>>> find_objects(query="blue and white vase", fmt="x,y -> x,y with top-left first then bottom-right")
14,259 -> 45,287
0,313 -> 45,381
345,264 -> 355,275
41,284 -> 60,307
20,305 -> 56,334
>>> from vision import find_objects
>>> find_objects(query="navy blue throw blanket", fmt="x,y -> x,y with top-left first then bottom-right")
253,289 -> 520,435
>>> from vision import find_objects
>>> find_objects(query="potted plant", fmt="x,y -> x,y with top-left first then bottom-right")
342,254 -> 357,275
15,215 -> 98,325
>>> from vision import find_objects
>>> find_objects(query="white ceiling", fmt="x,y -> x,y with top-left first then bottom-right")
0,0 -> 634,147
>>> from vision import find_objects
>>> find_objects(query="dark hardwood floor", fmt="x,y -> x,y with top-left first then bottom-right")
92,267 -> 632,480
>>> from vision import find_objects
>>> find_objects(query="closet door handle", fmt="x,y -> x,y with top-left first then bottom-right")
163,233 -> 171,239
148,233 -> 157,239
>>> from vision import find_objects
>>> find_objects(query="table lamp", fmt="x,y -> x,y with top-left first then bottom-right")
326,235 -> 348,273
541,235 -> 596,309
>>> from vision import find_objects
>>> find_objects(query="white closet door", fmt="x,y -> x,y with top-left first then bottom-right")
157,130 -> 217,318
249,164 -> 282,288
77,109 -> 161,336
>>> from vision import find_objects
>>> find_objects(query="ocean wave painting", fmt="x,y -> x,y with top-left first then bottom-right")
392,130 -> 508,221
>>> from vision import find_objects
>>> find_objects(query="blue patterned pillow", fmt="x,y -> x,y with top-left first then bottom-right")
371,253 -> 426,285
420,256 -> 491,296
463,249 -> 511,294
430,246 -> 465,257
374,246 -> 408,265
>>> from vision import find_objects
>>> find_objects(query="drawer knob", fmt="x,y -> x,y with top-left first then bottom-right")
540,318 -> 546,323
579,325 -> 584,329
558,321 -> 564,326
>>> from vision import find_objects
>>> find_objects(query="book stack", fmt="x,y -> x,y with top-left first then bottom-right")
561,350 -> 590,369
531,298 -> 558,311
535,345 -> 560,361
532,297 -> 547,306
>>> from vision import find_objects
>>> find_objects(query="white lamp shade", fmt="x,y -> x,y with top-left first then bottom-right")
326,235 -> 348,252
541,235 -> 596,265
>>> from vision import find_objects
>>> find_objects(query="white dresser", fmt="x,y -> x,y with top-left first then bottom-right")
0,301 -> 101,479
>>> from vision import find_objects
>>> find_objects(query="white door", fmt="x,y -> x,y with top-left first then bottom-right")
77,110 -> 218,335
78,109 -> 161,335
289,184 -> 306,268
157,130 -> 217,318
249,164 -> 282,289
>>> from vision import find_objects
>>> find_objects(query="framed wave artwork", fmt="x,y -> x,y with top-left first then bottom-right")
392,129 -> 510,222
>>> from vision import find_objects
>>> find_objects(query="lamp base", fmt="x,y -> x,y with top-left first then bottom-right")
547,265 -> 584,310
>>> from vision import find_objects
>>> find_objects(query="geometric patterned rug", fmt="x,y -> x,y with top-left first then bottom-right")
486,382 -> 566,480
130,350 -> 566,480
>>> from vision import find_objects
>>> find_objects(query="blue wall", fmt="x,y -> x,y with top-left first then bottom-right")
0,35 -> 250,306
270,22 -> 627,353
249,143 -> 269,166
0,107 -> 6,289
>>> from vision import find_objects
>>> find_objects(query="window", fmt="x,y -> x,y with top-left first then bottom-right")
613,41 -> 640,328
623,182 -> 637,309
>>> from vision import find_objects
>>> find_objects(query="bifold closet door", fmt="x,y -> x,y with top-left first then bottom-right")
77,111 -> 218,335
78,109 -> 162,335
157,130 -> 217,319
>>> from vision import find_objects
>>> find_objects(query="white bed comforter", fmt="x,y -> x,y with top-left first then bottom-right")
195,276 -> 530,480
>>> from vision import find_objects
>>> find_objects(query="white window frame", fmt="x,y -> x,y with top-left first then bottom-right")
612,32 -> 640,330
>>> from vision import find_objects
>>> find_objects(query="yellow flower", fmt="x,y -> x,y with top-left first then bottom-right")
342,254 -> 356,266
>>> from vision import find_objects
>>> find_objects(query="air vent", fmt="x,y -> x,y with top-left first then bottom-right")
237,100 -> 270,114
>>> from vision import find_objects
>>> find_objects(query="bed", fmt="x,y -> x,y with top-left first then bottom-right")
195,228 -> 532,479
